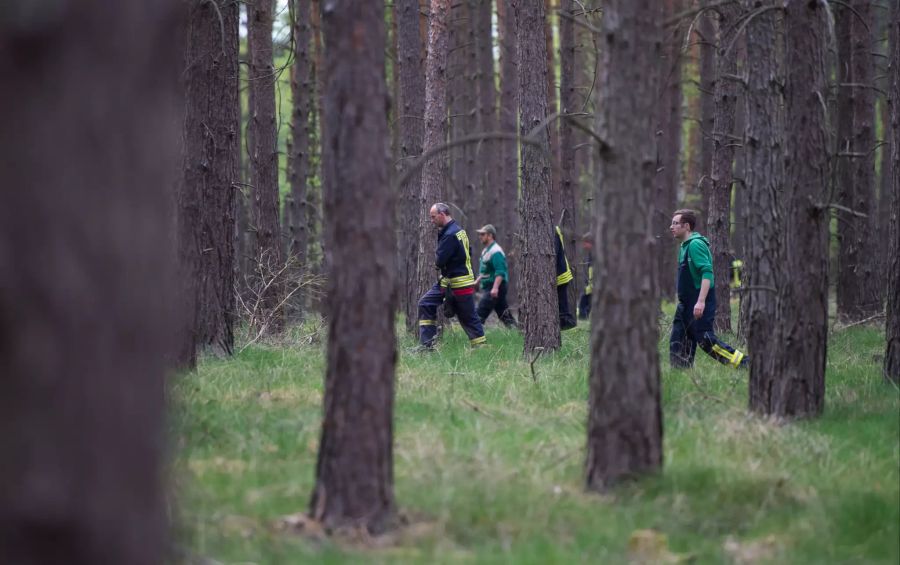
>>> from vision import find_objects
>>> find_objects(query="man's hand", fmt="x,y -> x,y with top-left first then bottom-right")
693,301 -> 705,320
490,287 -> 499,299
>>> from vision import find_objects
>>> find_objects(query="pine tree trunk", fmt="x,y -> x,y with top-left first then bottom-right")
309,0 -> 397,534
744,0 -> 786,413
885,1 -> 900,384
586,0 -> 662,490
546,0 -> 562,222
498,0 -> 521,307
179,0 -> 239,365
707,4 -> 741,334
247,0 -> 283,333
0,2 -> 181,561
475,0 -> 499,236
416,0 -> 452,301
288,0 -> 312,320
771,0 -> 830,418
698,3 -> 717,224
396,0 -> 427,334
516,0 -> 562,354
559,0 -> 580,316
448,0 -> 475,222
656,0 -> 684,301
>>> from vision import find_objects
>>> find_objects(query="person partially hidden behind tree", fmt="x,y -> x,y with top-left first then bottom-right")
578,231 -> 594,320
555,225 -> 578,330
474,224 -> 518,328
416,203 -> 487,350
669,209 -> 749,369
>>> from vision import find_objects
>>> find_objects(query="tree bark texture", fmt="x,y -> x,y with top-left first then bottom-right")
836,0 -> 880,321
0,2 -> 182,562
707,3 -> 741,333
248,0 -> 284,332
475,0 -> 499,236
288,0 -> 312,303
559,0 -> 580,317
656,0 -> 684,300
179,0 -> 239,364
448,0 -> 476,224
397,0 -> 427,333
744,0 -> 785,413
698,4 -> 717,223
885,1 -> 900,384
546,0 -> 562,221
515,0 -> 562,353
768,0 -> 830,418
416,0 -> 452,300
498,0 -> 521,306
310,0 -> 397,534
586,0 -> 662,490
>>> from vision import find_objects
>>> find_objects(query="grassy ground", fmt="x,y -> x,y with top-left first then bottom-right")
171,311 -> 899,564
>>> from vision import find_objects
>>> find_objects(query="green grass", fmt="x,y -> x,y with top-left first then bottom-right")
170,313 -> 899,564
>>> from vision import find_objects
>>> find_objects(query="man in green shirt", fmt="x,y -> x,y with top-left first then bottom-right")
475,224 -> 517,328
669,209 -> 749,369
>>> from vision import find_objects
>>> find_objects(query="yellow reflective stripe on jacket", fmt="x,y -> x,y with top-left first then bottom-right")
446,230 -> 476,288
556,226 -> 573,286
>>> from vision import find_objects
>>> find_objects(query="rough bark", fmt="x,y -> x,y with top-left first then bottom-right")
397,0 -> 427,333
475,0 -> 499,234
656,0 -> 684,300
179,0 -> 239,365
698,3 -> 717,222
309,0 -> 325,302
707,4 -> 741,333
448,0 -> 475,221
0,2 -> 181,562
744,0 -> 785,413
586,0 -> 662,490
767,0 -> 830,418
288,0 -> 312,320
885,0 -> 900,384
516,0 -> 562,353
559,0 -> 580,316
416,0 -> 452,301
836,0 -> 880,321
309,0 -> 397,534
247,0 -> 283,333
546,0 -> 562,220
498,0 -> 521,306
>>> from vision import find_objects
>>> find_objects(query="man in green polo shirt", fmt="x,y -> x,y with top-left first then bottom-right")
475,224 -> 517,328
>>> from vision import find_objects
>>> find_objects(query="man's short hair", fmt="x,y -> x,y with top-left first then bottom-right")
432,202 -> 451,215
673,208 -> 698,231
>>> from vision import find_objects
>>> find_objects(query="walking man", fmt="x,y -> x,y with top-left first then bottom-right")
556,226 -> 577,330
669,209 -> 748,369
417,203 -> 486,349
474,224 -> 517,328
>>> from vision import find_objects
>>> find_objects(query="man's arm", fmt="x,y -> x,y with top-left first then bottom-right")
694,278 -> 711,319
435,233 -> 454,269
491,275 -> 502,298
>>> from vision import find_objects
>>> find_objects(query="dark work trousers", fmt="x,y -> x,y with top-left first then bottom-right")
476,281 -> 517,327
418,283 -> 486,347
558,282 -> 577,330
669,254 -> 748,369
578,292 -> 592,320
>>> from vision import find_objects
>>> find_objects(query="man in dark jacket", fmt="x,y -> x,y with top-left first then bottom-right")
417,203 -> 486,349
669,209 -> 748,369
555,226 -> 577,330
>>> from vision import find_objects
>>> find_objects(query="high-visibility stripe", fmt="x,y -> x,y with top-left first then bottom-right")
712,343 -> 733,362
730,350 -> 745,368
419,320 -> 436,326
470,336 -> 487,345
556,226 -> 573,286
447,274 -> 476,288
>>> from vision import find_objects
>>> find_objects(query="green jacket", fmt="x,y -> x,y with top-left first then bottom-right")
478,242 -> 509,289
678,232 -> 715,289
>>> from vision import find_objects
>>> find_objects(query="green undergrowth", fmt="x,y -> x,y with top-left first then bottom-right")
170,313 -> 899,564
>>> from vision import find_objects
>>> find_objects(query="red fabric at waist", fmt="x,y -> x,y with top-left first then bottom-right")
451,287 -> 475,297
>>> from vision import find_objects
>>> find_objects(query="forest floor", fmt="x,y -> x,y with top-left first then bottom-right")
171,306 -> 899,564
